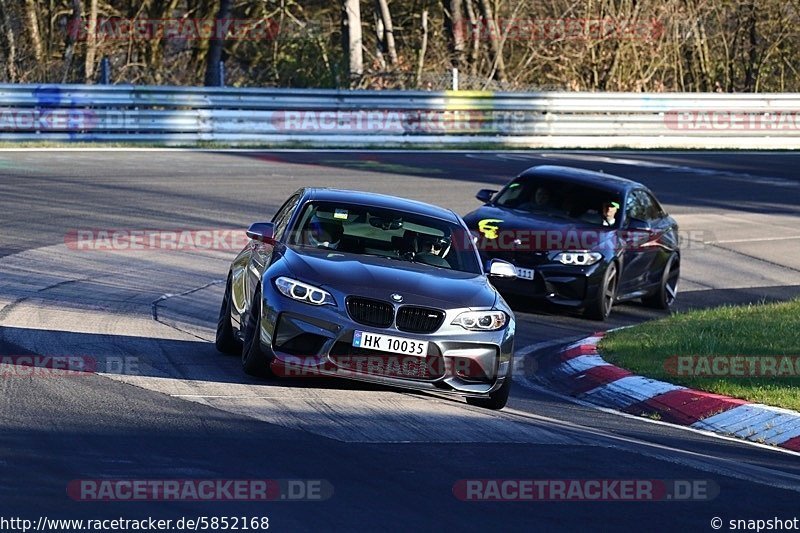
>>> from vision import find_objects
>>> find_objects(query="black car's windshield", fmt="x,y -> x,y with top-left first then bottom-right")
493,177 -> 622,228
288,201 -> 482,274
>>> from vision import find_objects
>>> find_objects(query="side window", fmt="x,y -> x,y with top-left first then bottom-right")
625,191 -> 646,221
643,191 -> 665,219
636,191 -> 661,221
271,194 -> 301,240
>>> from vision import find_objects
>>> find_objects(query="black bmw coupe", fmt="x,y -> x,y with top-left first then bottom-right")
463,165 -> 680,320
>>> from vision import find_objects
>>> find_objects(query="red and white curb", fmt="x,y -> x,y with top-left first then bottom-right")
537,333 -> 800,452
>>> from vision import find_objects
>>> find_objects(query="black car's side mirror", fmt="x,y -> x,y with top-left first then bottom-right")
476,189 -> 497,203
246,222 -> 276,244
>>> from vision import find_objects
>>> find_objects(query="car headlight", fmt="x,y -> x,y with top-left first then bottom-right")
274,277 -> 335,306
452,310 -> 507,331
553,251 -> 603,266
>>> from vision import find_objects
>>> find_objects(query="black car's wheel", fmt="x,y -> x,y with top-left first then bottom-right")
643,255 -> 680,310
241,287 -> 274,377
215,275 -> 242,355
586,262 -> 618,321
466,363 -> 512,410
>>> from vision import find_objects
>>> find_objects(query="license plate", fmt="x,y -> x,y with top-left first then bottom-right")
352,331 -> 428,356
516,267 -> 534,280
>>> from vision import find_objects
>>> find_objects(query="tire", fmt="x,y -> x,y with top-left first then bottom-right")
215,275 -> 242,355
585,262 -> 618,321
643,255 -> 680,310
466,364 -> 512,410
240,287 -> 274,377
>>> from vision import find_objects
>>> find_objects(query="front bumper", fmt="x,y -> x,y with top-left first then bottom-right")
257,283 -> 515,398
488,259 -> 608,309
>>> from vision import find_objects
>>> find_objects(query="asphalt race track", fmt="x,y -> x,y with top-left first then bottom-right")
1,150 -> 799,531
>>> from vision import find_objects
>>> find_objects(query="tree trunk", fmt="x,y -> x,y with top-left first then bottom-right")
61,0 -> 82,83
24,0 -> 44,64
341,0 -> 363,86
374,11 -> 386,70
375,0 -> 398,66
204,0 -> 231,86
0,0 -> 17,81
477,0 -> 506,83
443,0 -> 466,71
416,8 -> 429,87
464,0 -> 479,77
84,0 -> 98,82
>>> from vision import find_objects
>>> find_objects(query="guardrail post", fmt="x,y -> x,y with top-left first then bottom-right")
452,68 -> 459,91
99,57 -> 110,84
219,61 -> 225,87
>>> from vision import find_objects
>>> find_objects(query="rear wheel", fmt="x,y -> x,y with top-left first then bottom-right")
586,262 -> 618,321
643,255 -> 679,309
466,363 -> 512,410
241,287 -> 274,377
215,275 -> 241,355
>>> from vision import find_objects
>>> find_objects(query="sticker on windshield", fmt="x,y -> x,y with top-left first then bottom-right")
477,218 -> 503,239
334,209 -> 349,220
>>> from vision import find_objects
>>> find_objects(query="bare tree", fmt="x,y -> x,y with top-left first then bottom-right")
443,0 -> 466,70
477,0 -> 506,83
24,0 -> 44,65
62,0 -> 82,83
0,0 -> 17,81
341,0 -> 364,86
84,0 -> 98,82
375,0 -> 398,66
416,8 -> 429,86
205,0 -> 231,86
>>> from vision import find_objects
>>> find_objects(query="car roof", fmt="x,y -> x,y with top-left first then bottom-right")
302,188 -> 461,223
517,165 -> 643,193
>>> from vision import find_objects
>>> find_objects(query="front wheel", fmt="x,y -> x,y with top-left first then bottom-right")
466,364 -> 512,410
240,288 -> 274,377
215,275 -> 241,355
586,262 -> 618,321
643,255 -> 679,309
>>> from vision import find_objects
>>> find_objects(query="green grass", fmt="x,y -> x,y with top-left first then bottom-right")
599,299 -> 800,411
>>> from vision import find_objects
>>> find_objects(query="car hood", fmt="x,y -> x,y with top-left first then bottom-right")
282,247 -> 497,309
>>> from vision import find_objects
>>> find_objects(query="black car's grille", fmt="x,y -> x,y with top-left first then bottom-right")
346,297 -> 394,328
396,306 -> 445,334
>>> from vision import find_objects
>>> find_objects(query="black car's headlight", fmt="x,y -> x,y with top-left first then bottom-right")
553,251 -> 603,266
452,310 -> 507,331
274,276 -> 336,306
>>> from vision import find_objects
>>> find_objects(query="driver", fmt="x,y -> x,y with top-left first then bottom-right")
306,215 -> 343,249
601,201 -> 619,226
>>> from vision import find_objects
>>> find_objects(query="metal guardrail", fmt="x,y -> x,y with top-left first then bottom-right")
1,84 -> 799,148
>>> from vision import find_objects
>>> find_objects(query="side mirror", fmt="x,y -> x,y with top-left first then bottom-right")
476,189 -> 497,203
246,222 -> 276,244
487,259 -> 517,279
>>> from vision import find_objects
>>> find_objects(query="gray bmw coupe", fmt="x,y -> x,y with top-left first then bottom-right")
216,188 -> 517,409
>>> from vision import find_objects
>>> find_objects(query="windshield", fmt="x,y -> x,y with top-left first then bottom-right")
493,177 -> 622,228
288,201 -> 482,274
